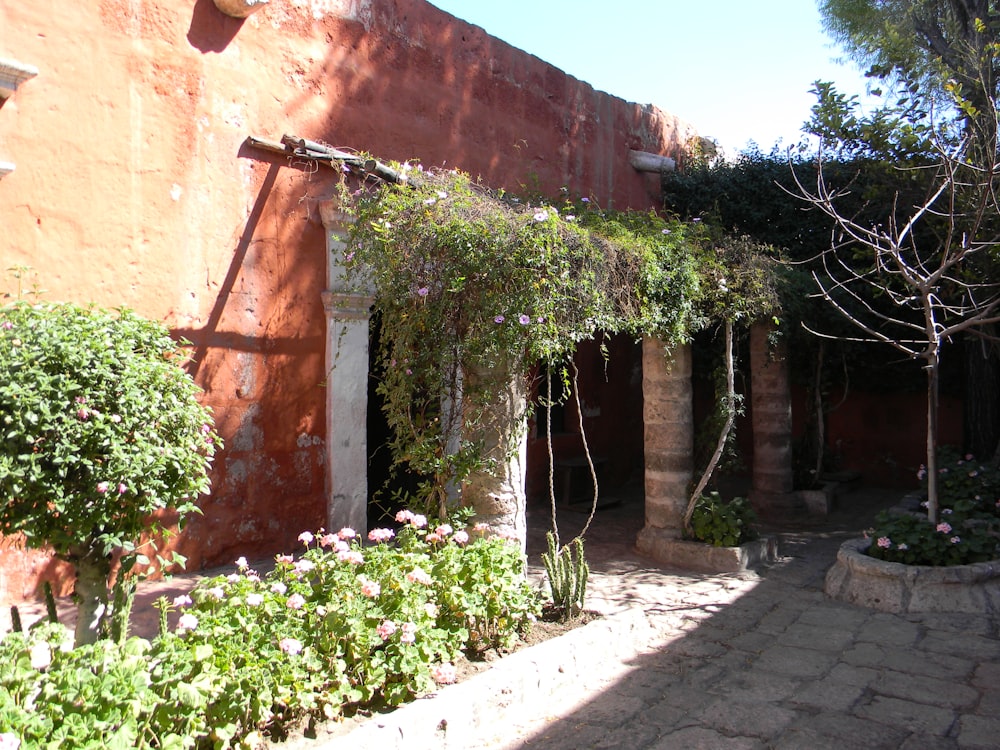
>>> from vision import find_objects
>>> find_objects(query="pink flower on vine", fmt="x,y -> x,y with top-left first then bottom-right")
950,536 -> 962,544
417,287 -> 429,297
518,314 -> 531,325
876,537 -> 891,549
494,315 -> 505,324
936,522 -> 953,534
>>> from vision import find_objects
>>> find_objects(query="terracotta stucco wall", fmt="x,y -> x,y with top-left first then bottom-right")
0,0 -> 693,602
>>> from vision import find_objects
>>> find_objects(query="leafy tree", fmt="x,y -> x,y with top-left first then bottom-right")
819,0 -> 1000,458
0,302 -> 219,645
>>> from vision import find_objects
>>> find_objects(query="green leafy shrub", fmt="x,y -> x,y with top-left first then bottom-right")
922,447 -> 1000,518
0,301 -> 219,645
0,511 -> 541,748
687,493 -> 759,547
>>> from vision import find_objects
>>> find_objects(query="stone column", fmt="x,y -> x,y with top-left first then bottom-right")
320,202 -> 372,536
749,320 -> 795,512
636,338 -> 694,557
460,363 -> 529,554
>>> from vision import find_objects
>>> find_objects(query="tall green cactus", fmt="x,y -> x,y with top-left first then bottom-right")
542,532 -> 589,621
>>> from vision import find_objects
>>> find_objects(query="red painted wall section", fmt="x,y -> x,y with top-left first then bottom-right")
0,0 -> 692,604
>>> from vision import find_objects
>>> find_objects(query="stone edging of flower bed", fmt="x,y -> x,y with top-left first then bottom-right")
281,607 -> 656,750
824,537 -> 1000,614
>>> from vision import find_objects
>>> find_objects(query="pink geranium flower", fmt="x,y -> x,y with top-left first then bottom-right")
430,663 -> 458,685
406,567 -> 432,585
177,613 -> 199,633
337,549 -> 364,565
368,528 -> 395,543
400,621 -> 417,644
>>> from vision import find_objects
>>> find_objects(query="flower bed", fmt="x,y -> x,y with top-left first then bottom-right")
0,512 -> 542,749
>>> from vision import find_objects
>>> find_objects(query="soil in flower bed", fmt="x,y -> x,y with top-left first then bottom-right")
455,605 -> 601,681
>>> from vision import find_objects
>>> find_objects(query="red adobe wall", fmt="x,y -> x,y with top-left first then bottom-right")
0,0 -> 692,604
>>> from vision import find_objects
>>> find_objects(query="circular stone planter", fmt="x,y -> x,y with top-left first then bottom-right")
824,538 -> 1000,614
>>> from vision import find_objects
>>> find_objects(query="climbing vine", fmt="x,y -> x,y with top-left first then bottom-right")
339,161 -> 781,520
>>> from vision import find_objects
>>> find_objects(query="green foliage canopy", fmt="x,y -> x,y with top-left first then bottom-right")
0,302 -> 218,561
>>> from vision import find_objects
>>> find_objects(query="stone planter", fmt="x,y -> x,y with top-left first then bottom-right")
635,532 -> 778,574
824,538 -> 1000,614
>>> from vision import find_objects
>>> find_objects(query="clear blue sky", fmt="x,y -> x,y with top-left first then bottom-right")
426,0 -> 877,156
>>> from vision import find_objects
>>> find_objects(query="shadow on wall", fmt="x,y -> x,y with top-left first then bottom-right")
164,0 -> 675,572
187,0 -> 246,53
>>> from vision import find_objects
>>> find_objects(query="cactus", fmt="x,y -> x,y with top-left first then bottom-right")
42,581 -> 58,624
541,532 -> 589,621
9,605 -> 21,633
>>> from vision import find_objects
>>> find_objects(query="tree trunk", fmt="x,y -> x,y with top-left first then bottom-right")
926,354 -> 941,524
684,320 -> 736,532
69,543 -> 113,647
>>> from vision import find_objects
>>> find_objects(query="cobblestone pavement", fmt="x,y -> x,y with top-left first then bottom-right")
465,485 -> 1000,750
10,484 -> 1000,750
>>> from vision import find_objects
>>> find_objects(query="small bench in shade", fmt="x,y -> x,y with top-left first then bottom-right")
552,456 -> 620,511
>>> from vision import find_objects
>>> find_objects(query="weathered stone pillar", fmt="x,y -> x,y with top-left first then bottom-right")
460,363 -> 529,554
750,320 -> 795,512
320,202 -> 372,536
636,338 -> 693,556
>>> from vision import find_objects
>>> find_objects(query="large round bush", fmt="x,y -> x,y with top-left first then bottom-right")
0,301 -> 218,643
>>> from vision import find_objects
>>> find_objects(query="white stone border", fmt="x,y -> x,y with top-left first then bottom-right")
278,609 -> 655,750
